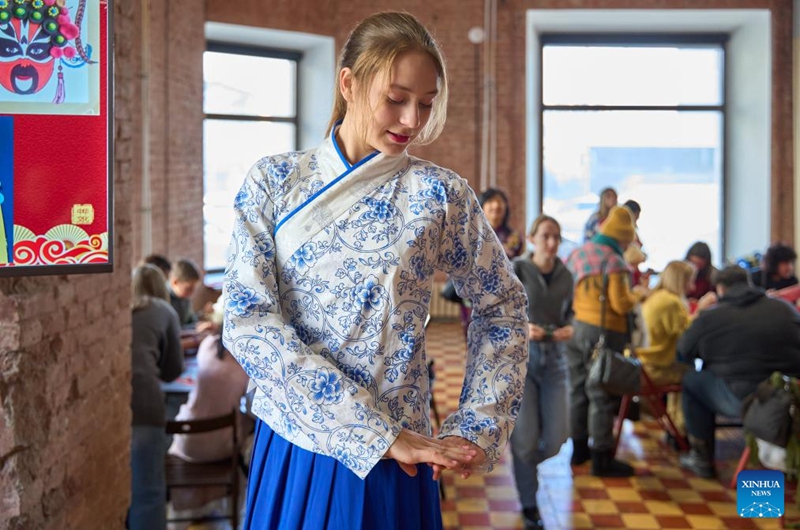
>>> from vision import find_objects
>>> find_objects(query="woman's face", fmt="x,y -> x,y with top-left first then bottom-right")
346,51 -> 439,159
777,260 -> 795,279
482,197 -> 506,230
603,191 -> 618,210
688,255 -> 708,271
530,220 -> 560,258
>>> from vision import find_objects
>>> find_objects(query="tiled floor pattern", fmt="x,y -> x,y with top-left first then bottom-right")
429,320 -> 793,530
173,319 -> 795,529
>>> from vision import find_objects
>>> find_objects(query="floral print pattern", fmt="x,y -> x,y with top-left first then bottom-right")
223,134 -> 528,479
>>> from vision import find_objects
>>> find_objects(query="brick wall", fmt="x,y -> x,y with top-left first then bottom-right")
208,0 -> 794,244
0,0 -> 141,528
131,1 -> 205,269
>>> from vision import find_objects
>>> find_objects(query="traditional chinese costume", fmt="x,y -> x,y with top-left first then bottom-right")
223,127 -> 527,528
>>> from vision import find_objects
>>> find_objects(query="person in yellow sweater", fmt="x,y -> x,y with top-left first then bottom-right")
566,205 -> 649,477
637,261 -> 717,439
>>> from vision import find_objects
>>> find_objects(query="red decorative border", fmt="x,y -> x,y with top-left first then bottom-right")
0,225 -> 107,267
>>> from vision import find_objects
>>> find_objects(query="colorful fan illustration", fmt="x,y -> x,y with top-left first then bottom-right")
44,223 -> 88,248
13,225 -> 35,242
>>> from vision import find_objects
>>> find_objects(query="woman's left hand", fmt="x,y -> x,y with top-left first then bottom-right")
430,436 -> 487,480
552,325 -> 574,342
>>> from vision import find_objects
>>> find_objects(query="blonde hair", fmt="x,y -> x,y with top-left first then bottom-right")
655,260 -> 695,298
528,214 -> 561,241
132,264 -> 169,311
325,12 -> 449,146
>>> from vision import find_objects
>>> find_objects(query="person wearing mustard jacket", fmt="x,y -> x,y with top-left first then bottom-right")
566,206 -> 648,477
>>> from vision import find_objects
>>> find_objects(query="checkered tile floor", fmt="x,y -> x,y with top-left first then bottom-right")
428,320 -> 795,530
173,320 -> 796,529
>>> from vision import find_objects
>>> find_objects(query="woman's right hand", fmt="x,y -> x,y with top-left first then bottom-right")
384,429 -> 479,477
528,324 -> 546,341
552,325 -> 574,342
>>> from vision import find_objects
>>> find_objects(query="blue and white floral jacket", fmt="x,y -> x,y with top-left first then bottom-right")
223,130 -> 528,479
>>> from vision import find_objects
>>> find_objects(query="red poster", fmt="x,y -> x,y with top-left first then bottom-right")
0,0 -> 111,276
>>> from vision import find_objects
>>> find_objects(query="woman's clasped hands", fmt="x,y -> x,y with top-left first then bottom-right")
385,429 -> 487,480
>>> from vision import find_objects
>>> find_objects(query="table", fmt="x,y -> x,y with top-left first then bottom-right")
161,358 -> 198,396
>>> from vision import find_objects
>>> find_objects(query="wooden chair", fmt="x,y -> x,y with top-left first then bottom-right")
613,368 -> 689,455
165,410 -> 240,528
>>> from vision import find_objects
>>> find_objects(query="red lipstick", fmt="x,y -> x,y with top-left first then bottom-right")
388,131 -> 410,144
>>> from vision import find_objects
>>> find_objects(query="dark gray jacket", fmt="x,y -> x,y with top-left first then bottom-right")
677,283 -> 800,399
512,253 -> 574,327
131,298 -> 184,426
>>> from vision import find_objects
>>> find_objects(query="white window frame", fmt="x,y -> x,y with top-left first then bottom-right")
526,9 -> 771,263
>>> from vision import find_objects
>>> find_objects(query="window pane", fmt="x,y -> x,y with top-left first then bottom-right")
203,51 -> 296,117
203,120 -> 296,271
543,110 -> 722,272
543,45 -> 723,106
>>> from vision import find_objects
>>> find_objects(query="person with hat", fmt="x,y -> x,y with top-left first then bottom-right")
565,205 -> 649,477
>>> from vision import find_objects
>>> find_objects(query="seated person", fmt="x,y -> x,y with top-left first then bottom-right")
751,242 -> 798,291
167,258 -> 203,329
141,253 -> 172,279
637,261 -> 716,437
166,323 -> 249,511
168,337 -> 248,463
684,241 -> 718,300
677,266 -> 800,478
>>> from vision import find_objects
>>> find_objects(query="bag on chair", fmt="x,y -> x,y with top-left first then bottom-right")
587,264 -> 642,396
741,372 -> 797,448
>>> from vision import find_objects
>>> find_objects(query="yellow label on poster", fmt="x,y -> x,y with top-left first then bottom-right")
71,204 -> 95,225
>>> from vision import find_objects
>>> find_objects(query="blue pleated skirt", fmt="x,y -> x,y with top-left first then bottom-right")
244,420 -> 443,530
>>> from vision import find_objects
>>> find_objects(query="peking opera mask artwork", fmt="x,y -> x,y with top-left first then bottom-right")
0,0 -> 98,114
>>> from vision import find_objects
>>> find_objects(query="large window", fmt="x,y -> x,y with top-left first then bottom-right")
540,36 -> 726,271
203,43 -> 300,272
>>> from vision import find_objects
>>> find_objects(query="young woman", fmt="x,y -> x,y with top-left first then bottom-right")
222,12 -> 528,530
752,243 -> 798,291
684,241 -> 718,300
638,261 -> 716,438
510,215 -> 573,530
583,187 -> 617,242
479,188 -> 523,259
129,264 -> 184,530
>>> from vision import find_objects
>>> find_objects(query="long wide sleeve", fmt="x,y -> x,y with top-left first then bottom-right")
222,161 -> 400,479
434,178 -> 528,471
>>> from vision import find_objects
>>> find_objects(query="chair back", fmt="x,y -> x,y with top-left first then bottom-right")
164,410 -> 240,528
166,411 -> 237,437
